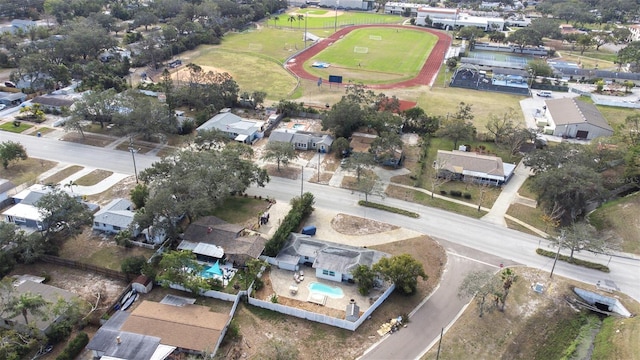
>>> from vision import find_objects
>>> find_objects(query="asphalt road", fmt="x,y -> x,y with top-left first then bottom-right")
4,132 -> 640,359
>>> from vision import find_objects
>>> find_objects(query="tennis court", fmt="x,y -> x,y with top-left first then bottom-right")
469,51 -> 532,66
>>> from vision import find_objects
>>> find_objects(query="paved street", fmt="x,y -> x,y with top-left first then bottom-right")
3,131 -> 639,359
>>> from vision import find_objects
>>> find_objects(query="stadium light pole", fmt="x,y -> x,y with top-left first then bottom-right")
304,15 -> 308,48
334,0 -> 339,32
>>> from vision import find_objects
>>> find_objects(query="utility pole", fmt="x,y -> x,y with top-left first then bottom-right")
300,165 -> 304,197
317,152 -> 320,182
436,327 -> 444,360
550,230 -> 565,278
128,137 -> 139,184
304,15 -> 308,49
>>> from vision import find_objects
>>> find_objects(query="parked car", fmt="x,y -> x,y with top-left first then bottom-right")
0,104 -> 6,110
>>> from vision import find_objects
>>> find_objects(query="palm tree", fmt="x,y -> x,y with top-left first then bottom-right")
273,16 -> 279,28
64,180 -> 78,193
297,14 -> 304,29
6,292 -> 49,325
288,15 -> 296,29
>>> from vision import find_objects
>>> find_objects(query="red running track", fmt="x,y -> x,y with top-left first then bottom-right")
285,24 -> 452,90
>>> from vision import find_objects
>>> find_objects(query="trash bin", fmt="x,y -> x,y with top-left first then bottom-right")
301,225 -> 316,236
37,132 -> 41,137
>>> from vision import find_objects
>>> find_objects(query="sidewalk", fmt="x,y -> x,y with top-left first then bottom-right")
481,160 -> 532,226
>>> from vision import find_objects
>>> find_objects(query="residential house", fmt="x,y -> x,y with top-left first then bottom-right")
628,24 -> 640,42
0,91 -> 27,106
178,216 -> 267,266
87,300 -> 230,358
195,111 -> 264,144
2,185 -> 97,230
93,198 -> 135,234
274,233 -> 389,283
0,19 -> 39,34
0,277 -> 77,334
559,24 -> 586,36
543,98 -> 614,140
269,128 -> 334,153
31,95 -> 75,111
435,149 -> 516,186
0,178 -> 15,208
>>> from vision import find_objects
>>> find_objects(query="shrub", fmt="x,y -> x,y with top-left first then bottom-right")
463,193 -> 472,199
440,190 -> 447,195
450,190 -> 462,197
264,193 -> 315,256
358,201 -> 420,218
535,248 -> 610,272
47,321 -> 72,343
56,332 -> 88,360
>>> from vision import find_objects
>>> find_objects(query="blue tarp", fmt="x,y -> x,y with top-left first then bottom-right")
301,226 -> 317,235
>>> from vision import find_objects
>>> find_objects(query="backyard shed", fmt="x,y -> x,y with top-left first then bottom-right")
132,275 -> 153,294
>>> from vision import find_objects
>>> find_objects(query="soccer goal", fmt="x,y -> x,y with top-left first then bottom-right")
354,46 -> 369,54
369,35 -> 382,41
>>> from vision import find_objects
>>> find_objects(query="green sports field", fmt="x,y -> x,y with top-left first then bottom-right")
270,10 -> 401,29
304,28 -> 437,84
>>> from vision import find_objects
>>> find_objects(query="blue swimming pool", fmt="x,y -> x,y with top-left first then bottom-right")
292,123 -> 305,129
308,282 -> 344,298
200,262 -> 223,279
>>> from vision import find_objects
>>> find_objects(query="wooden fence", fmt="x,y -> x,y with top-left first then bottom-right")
40,255 -> 128,281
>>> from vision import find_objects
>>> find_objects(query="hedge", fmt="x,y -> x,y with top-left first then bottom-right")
264,193 -> 315,256
536,248 -> 610,273
358,201 -> 420,218
56,332 -> 89,360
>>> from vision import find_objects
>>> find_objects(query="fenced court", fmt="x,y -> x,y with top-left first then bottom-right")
354,46 -> 369,53
470,51 -> 533,66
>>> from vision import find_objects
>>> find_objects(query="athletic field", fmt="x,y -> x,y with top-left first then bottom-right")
304,27 -> 437,84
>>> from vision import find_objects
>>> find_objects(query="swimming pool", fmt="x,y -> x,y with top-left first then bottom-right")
292,123 -> 305,129
200,263 -> 223,279
308,282 -> 344,299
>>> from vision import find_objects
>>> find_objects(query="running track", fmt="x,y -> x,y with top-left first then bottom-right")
285,25 -> 452,90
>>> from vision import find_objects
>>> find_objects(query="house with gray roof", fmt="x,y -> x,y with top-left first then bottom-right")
93,198 -> 135,234
31,95 -> 75,110
0,278 -> 78,334
274,233 -> 389,282
544,98 -> 614,140
435,149 -> 516,186
269,128 -> 334,153
196,112 -> 264,144
0,91 -> 27,106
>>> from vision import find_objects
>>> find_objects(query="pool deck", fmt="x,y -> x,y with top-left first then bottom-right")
268,266 -> 386,312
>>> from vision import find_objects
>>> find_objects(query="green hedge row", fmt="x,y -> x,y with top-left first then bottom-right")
56,332 -> 89,360
358,201 -> 420,218
264,193 -> 315,256
535,248 -> 610,273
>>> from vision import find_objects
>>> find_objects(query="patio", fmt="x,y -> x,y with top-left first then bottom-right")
267,266 -> 387,313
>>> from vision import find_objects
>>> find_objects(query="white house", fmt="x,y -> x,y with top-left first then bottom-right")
196,111 -> 264,144
274,233 -> 389,282
543,98 -> 614,140
93,198 -> 135,234
435,149 -> 516,186
268,128 -> 334,152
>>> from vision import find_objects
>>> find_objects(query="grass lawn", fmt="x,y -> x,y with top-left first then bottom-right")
28,127 -> 55,136
304,28 -> 436,84
421,82 -> 527,130
75,169 -> 114,186
275,10 -> 401,29
85,245 -> 155,271
386,184 -> 487,218
1,158 -> 57,185
41,165 -> 83,185
209,196 -> 273,225
506,203 -> 557,237
0,121 -> 32,133
589,192 -> 640,255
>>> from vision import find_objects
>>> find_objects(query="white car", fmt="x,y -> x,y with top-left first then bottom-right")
0,104 -> 6,110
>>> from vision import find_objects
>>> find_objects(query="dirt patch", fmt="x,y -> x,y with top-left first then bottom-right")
331,213 -> 398,235
60,133 -> 115,147
170,65 -> 232,84
264,164 -> 301,180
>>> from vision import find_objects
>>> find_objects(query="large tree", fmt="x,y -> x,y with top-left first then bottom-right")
458,270 -> 500,317
0,141 -> 28,169
4,292 -> 50,325
373,254 -> 427,295
553,222 -> 610,261
530,163 -> 606,225
507,28 -> 543,52
112,90 -> 178,142
436,102 -> 477,150
70,88 -> 119,128
342,152 -> 376,181
138,144 -> 269,231
261,141 -> 298,172
402,107 -> 439,135
617,41 -> 640,71
157,250 -> 208,294
35,188 -> 93,239
322,99 -> 367,139
355,172 -> 385,202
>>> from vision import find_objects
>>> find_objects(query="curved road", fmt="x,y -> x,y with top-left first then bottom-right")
3,132 -> 639,359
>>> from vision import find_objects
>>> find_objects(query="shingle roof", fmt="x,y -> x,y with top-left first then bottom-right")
545,98 -> 613,131
94,198 -> 135,228
268,129 -> 295,143
196,112 -> 263,136
32,95 -> 75,107
120,301 -> 229,352
436,150 -> 506,177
